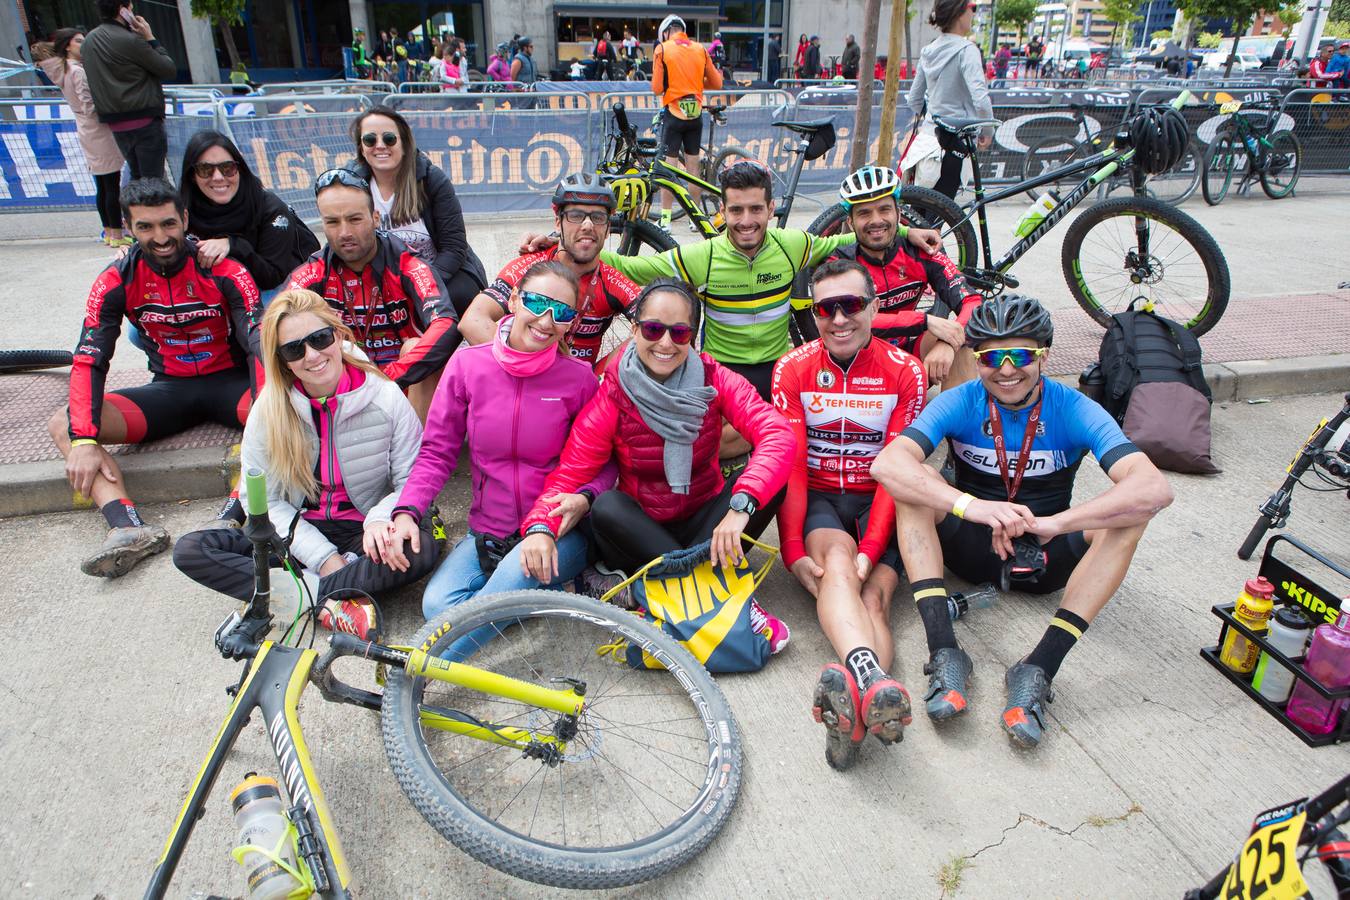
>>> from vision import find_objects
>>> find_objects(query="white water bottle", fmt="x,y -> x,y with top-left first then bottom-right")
231,774 -> 304,899
1252,605 -> 1313,704
1013,194 -> 1057,238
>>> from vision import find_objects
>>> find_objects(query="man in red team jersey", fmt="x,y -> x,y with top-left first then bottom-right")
809,166 -> 979,389
773,258 -> 929,770
285,168 -> 458,420
459,174 -> 638,368
49,177 -> 260,578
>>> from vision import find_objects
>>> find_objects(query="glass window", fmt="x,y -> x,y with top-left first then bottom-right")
723,0 -> 784,27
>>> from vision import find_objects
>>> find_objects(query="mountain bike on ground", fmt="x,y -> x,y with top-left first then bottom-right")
1022,101 -> 1203,205
0,349 -> 72,374
807,91 -> 1232,335
597,101 -> 837,255
1237,392 -> 1350,560
1184,772 -> 1350,899
1202,98 -> 1302,205
146,470 -> 742,896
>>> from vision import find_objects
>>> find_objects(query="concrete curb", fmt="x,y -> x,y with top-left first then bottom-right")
4,354 -> 1347,520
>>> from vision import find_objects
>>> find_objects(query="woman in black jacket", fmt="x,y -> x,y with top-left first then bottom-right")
346,105 -> 487,316
179,130 -> 319,301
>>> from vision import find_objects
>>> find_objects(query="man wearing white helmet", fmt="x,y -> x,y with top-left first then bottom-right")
651,15 -> 722,228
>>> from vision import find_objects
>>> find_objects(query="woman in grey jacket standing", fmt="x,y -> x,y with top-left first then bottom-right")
907,0 -> 993,198
173,290 -> 439,640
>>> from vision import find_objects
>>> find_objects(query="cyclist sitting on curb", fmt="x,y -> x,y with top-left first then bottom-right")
520,162 -> 942,457
773,259 -> 929,770
459,175 -> 638,370
651,14 -> 722,229
49,176 -> 261,578
285,169 -> 459,421
871,294 -> 1173,749
808,166 -> 979,388
173,290 -> 437,640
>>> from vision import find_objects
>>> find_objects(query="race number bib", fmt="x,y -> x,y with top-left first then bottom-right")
1220,803 -> 1310,900
677,96 -> 703,119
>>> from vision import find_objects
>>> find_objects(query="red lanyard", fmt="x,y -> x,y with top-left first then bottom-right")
987,393 -> 1043,502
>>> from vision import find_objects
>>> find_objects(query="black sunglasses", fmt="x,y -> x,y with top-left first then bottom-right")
192,160 -> 239,179
277,326 -> 337,362
314,168 -> 369,195
812,294 -> 870,319
361,131 -> 399,148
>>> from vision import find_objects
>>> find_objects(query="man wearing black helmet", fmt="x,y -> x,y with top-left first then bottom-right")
872,294 -> 1173,749
459,174 -> 638,369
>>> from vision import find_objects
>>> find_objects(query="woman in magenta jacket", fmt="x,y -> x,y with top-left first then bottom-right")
391,260 -> 615,621
520,279 -> 795,577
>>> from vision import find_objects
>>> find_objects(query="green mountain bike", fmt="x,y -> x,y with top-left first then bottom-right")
1202,98 -> 1302,205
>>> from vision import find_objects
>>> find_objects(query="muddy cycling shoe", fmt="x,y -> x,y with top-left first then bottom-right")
860,676 -> 913,745
80,524 -> 170,578
811,664 -> 864,771
923,646 -> 974,721
1002,661 -> 1054,749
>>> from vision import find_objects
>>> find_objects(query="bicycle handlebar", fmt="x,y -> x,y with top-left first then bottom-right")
244,467 -> 267,517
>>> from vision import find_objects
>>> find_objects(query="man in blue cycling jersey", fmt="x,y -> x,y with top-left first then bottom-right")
872,294 -> 1173,749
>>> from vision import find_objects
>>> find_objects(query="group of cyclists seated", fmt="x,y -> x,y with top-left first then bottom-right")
51,114 -> 1172,760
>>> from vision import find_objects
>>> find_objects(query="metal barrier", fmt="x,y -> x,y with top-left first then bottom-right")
257,80 -> 394,95
1278,88 -> 1350,174
773,78 -> 887,92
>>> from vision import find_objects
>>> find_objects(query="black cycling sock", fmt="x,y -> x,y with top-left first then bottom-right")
1025,609 -> 1090,680
101,498 -> 143,529
217,493 -> 245,523
845,646 -> 885,690
913,578 -> 957,652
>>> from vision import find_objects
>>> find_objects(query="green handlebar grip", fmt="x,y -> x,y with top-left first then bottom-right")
1173,90 -> 1192,109
244,468 -> 268,517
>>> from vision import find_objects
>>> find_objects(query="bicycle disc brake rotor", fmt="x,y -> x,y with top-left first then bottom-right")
1125,250 -> 1165,286
526,706 -> 604,762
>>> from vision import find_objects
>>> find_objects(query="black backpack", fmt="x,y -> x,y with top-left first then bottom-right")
1080,301 -> 1220,474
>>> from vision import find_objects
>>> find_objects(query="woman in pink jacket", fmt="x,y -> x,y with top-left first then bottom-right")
33,28 -> 127,246
520,279 -> 795,584
391,260 -> 615,621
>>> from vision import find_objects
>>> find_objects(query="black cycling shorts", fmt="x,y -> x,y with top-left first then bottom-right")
104,368 -> 252,444
661,109 -> 704,157
722,360 -> 775,402
804,490 -> 901,571
936,514 -> 1089,594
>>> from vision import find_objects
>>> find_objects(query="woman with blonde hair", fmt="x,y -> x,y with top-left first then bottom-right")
345,105 -> 485,316
173,289 -> 438,639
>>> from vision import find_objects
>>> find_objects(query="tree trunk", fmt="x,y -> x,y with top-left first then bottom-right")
876,0 -> 909,166
904,11 -> 913,74
218,20 -> 242,69
850,0 -> 883,169
1222,16 -> 1250,77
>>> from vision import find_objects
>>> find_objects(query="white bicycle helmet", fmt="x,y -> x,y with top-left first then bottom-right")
839,165 -> 901,209
659,15 -> 685,40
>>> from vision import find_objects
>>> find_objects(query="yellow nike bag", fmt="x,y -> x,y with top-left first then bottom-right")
602,538 -> 778,672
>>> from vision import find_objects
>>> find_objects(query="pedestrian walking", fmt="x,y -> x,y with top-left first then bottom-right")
841,34 -> 861,80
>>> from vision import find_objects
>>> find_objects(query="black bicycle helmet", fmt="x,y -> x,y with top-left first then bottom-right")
964,294 -> 1054,347
551,173 -> 616,211
1128,105 -> 1190,175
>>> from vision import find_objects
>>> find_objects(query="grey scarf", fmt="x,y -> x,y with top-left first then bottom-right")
618,342 -> 717,494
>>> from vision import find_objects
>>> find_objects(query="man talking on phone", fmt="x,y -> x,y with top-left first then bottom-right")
82,0 -> 177,180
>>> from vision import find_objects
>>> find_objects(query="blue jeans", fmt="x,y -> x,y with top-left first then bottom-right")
423,530 -> 590,660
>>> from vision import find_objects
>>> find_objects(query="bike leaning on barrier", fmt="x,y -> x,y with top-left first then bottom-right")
807,91 -> 1233,336
1202,97 -> 1303,205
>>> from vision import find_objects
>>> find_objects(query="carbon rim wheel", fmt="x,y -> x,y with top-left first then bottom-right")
1202,135 -> 1236,206
381,591 -> 742,889
609,215 -> 677,257
1259,130 -> 1301,199
1062,195 -> 1229,335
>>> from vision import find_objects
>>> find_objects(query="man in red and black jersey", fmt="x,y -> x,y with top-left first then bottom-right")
806,166 -> 980,388
286,169 -> 459,420
47,177 -> 261,578
773,259 -> 929,770
459,174 -> 637,369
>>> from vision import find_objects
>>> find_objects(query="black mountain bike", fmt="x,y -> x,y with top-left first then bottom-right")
1238,392 -> 1350,560
1202,98 -> 1302,205
808,92 -> 1231,335
1185,772 -> 1350,899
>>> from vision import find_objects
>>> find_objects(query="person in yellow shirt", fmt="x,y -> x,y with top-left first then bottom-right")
650,15 -> 723,227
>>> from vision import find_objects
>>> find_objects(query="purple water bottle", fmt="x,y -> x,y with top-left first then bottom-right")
1286,608 -> 1350,735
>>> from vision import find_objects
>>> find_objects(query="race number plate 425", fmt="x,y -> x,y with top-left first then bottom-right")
1221,799 -> 1310,900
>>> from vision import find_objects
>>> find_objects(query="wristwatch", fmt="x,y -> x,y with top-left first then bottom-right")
729,491 -> 757,516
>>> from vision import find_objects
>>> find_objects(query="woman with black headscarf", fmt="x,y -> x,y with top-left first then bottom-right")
179,130 -> 319,300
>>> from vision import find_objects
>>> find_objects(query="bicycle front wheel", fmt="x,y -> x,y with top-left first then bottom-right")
807,190 -> 977,270
610,216 -> 678,256
381,590 -> 742,889
1062,195 -> 1230,335
1202,134 -> 1236,206
1259,130 -> 1301,199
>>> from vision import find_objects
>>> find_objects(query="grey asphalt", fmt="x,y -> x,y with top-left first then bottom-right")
1,186 -> 1348,898
0,396 -> 1348,897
